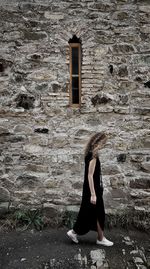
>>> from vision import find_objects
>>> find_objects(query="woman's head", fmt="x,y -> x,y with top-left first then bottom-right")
84,132 -> 108,157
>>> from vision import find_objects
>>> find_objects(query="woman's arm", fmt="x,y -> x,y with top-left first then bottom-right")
88,158 -> 97,204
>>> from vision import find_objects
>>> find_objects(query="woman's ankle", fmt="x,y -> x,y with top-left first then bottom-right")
98,236 -> 103,241
98,233 -> 104,241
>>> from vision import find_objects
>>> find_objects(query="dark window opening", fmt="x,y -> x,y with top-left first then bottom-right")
69,35 -> 81,44
69,35 -> 81,107
72,47 -> 79,75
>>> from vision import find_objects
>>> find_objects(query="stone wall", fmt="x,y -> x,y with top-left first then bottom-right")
0,0 -> 150,228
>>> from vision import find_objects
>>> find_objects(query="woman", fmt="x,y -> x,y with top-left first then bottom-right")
67,132 -> 113,246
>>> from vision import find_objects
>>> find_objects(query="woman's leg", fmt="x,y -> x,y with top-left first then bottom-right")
97,220 -> 104,241
96,220 -> 114,246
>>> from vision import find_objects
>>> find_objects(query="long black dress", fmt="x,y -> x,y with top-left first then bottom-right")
73,151 -> 105,235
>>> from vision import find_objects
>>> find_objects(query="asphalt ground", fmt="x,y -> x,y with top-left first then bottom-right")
0,227 -> 150,269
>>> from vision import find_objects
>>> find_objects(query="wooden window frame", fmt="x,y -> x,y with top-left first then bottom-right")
69,43 -> 81,108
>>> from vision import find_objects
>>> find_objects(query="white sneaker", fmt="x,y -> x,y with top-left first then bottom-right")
96,237 -> 114,247
67,229 -> 79,244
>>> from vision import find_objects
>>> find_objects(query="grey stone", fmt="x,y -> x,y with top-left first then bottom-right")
118,65 -> 128,77
91,93 -> 112,106
90,249 -> 106,267
117,153 -> 127,162
44,178 -> 60,188
23,30 -> 48,41
42,203 -> 65,227
0,127 -> 10,136
130,178 -> 150,189
133,257 -> 144,264
15,93 -> 35,110
112,44 -> 135,54
147,257 -> 150,268
13,125 -> 33,134
140,162 -> 150,172
134,107 -> 150,115
72,181 -> 83,190
102,164 -> 122,175
51,81 -> 61,93
27,164 -> 49,173
23,145 -> 44,154
0,202 -> 10,215
130,190 -> 150,199
0,187 -> 10,202
15,174 -> 40,188
0,57 -> 13,72
74,250 -> 88,267
110,176 -> 126,189
0,176 -> 14,189
4,134 -> 26,143
44,12 -> 64,20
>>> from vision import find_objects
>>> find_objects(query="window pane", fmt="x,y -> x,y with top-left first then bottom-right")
72,76 -> 79,89
72,89 -> 79,104
72,47 -> 78,75
72,76 -> 79,104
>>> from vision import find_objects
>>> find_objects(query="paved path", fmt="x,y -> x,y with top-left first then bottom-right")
0,228 -> 150,269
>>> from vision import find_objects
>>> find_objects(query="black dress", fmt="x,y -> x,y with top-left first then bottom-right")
73,151 -> 105,235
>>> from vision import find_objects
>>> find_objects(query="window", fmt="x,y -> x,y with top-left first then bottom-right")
69,35 -> 81,107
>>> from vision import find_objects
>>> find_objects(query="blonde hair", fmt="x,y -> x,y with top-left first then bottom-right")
84,132 -> 107,158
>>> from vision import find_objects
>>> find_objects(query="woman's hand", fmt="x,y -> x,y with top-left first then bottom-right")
90,194 -> 97,205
